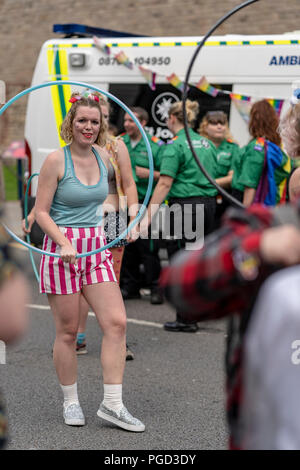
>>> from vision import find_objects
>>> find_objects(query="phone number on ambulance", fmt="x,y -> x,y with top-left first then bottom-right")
98,57 -> 171,66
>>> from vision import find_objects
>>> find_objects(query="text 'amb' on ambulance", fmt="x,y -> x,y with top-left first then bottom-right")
25,23 -> 300,195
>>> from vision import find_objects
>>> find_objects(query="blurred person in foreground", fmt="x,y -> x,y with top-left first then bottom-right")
0,222 -> 30,448
160,100 -> 300,450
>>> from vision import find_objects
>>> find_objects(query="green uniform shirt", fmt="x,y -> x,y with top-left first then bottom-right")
237,138 -> 290,203
159,128 -> 218,198
238,138 -> 266,190
231,145 -> 246,192
122,132 -> 163,200
215,139 -> 240,179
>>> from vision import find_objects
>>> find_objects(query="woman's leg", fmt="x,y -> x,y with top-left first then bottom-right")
76,294 -> 90,354
82,282 -> 126,384
76,248 -> 123,338
82,280 -> 145,431
48,292 -> 81,385
109,246 -> 134,360
77,247 -> 128,357
48,291 -> 85,425
110,246 -> 125,283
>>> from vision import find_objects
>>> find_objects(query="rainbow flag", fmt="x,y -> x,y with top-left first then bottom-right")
230,92 -> 251,102
166,73 -> 188,92
115,51 -> 133,69
93,36 -> 111,55
230,93 -> 252,123
254,140 -> 290,206
139,66 -> 156,91
196,76 -> 219,97
266,98 -> 284,117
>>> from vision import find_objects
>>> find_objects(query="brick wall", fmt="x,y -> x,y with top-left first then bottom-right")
0,0 -> 299,149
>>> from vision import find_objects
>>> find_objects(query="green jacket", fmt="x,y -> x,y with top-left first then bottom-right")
215,139 -> 240,179
159,128 -> 218,198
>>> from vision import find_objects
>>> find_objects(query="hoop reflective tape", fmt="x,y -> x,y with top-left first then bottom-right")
47,45 -> 71,146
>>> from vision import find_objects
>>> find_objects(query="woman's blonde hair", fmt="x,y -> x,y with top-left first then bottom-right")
168,99 -> 199,126
198,110 -> 234,141
60,91 -> 108,146
278,103 -> 300,158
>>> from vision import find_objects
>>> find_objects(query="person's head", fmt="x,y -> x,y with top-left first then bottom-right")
278,103 -> 300,158
198,110 -> 231,144
167,100 -> 199,133
123,107 -> 148,139
60,90 -> 107,146
248,99 -> 281,146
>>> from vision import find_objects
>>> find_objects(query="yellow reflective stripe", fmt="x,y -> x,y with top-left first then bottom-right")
249,40 -> 269,45
47,39 -> 300,49
205,41 -> 223,46
47,46 -> 71,147
47,47 -> 64,146
273,40 -> 294,45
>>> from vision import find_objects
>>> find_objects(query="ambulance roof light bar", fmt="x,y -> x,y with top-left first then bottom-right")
53,24 -> 148,38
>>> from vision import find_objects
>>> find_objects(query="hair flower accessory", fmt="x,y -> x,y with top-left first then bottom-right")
69,95 -> 82,103
290,88 -> 300,106
69,90 -> 100,103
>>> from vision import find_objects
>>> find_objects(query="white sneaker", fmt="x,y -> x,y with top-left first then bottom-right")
63,403 -> 85,426
97,402 -> 145,432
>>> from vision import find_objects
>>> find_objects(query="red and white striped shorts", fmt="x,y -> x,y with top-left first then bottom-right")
39,226 -> 117,295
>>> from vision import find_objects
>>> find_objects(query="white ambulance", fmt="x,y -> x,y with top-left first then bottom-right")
25,24 -> 300,195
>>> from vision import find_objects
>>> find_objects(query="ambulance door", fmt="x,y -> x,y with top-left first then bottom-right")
109,83 -> 232,139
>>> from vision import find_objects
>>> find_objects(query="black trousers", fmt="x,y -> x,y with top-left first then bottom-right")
166,196 -> 217,324
120,236 -> 161,294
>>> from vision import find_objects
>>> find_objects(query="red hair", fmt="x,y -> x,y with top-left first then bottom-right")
249,100 -> 281,146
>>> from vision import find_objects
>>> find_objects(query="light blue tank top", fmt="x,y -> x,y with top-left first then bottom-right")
50,145 -> 108,227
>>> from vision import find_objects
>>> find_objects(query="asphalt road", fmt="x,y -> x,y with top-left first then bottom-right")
1,247 -> 228,451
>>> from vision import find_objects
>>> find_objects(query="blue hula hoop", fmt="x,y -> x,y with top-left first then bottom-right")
1,80 -> 154,258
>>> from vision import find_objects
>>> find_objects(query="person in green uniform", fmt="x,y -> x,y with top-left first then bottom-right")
199,110 -> 241,226
237,100 -> 291,207
140,99 -> 218,332
120,107 -> 164,304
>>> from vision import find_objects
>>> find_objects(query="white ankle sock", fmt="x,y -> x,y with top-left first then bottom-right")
60,382 -> 80,407
102,384 -> 123,413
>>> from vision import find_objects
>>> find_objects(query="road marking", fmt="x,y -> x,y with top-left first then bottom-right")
27,303 -> 163,328
26,304 -> 219,335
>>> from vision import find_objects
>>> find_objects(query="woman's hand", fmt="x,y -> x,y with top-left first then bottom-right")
22,211 -> 35,234
126,223 -> 140,243
60,242 -> 77,265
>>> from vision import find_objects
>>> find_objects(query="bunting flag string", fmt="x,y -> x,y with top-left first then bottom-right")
196,76 -> 219,97
266,98 -> 284,117
229,92 -> 251,102
138,66 -> 157,91
114,51 -> 134,69
93,36 -> 111,56
230,96 -> 252,123
166,73 -> 187,93
92,37 -> 286,117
